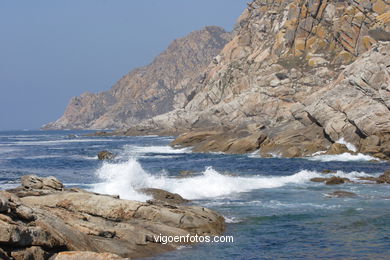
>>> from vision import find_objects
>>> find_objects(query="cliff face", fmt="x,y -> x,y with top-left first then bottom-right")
43,26 -> 231,129
131,0 -> 390,159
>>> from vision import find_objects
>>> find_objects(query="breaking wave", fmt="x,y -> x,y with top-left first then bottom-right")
91,158 -> 322,201
308,152 -> 378,162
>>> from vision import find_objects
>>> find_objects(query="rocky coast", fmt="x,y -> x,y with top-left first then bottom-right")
48,0 -> 390,161
0,175 -> 225,259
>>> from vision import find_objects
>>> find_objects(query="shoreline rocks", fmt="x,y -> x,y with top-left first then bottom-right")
0,175 -> 225,259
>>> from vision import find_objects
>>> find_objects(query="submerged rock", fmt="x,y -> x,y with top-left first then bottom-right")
327,191 -> 358,198
97,150 -> 115,160
178,170 -> 194,177
322,169 -> 336,174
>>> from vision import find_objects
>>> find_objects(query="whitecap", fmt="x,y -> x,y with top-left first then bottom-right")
121,145 -> 191,156
224,216 -> 243,223
91,158 -> 321,201
308,152 -> 378,162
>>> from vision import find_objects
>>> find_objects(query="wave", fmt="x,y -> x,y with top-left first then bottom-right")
4,139 -> 115,146
91,158 -> 322,201
308,152 -> 378,162
121,145 -> 191,157
0,147 -> 22,154
336,138 -> 357,152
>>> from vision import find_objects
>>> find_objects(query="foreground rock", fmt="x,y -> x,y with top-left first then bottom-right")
53,251 -> 128,260
0,176 -> 225,259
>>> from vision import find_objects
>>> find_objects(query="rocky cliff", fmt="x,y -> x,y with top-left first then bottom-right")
128,0 -> 390,159
43,26 -> 231,130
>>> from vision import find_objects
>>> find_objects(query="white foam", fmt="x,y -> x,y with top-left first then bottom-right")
336,138 -> 357,152
121,145 -> 191,156
91,158 -> 321,201
247,149 -> 261,158
308,152 -> 378,162
224,216 -> 243,223
331,170 -> 378,181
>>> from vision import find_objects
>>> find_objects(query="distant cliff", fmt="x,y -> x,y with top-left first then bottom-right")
129,0 -> 390,160
43,26 -> 231,130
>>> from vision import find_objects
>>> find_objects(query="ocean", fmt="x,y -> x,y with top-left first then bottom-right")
0,130 -> 389,259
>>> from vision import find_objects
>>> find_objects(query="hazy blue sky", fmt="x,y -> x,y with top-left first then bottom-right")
0,0 -> 246,130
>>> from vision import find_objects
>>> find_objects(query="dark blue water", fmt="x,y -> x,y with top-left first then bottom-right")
0,130 -> 389,259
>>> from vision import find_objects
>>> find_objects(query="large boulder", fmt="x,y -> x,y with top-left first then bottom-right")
21,175 -> 63,191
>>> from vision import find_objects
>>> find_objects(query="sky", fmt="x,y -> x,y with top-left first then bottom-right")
0,0 -> 247,130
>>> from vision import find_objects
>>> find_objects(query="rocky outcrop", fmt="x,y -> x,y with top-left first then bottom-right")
0,176 -> 225,259
128,0 -> 390,160
97,150 -> 115,160
43,26 -> 231,130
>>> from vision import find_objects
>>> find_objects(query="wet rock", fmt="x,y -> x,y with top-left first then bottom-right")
310,177 -> 328,183
53,251 -> 128,260
358,176 -> 378,182
21,175 -> 63,191
325,176 -> 349,185
326,143 -> 350,155
322,169 -> 336,174
141,188 -> 189,205
377,170 -> 390,184
327,191 -> 357,198
97,151 -> 115,160
178,170 -> 194,177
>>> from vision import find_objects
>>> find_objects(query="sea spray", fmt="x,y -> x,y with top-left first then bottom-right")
336,138 -> 357,152
91,158 -> 325,201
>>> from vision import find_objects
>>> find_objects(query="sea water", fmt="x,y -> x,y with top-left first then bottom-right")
0,130 -> 389,259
